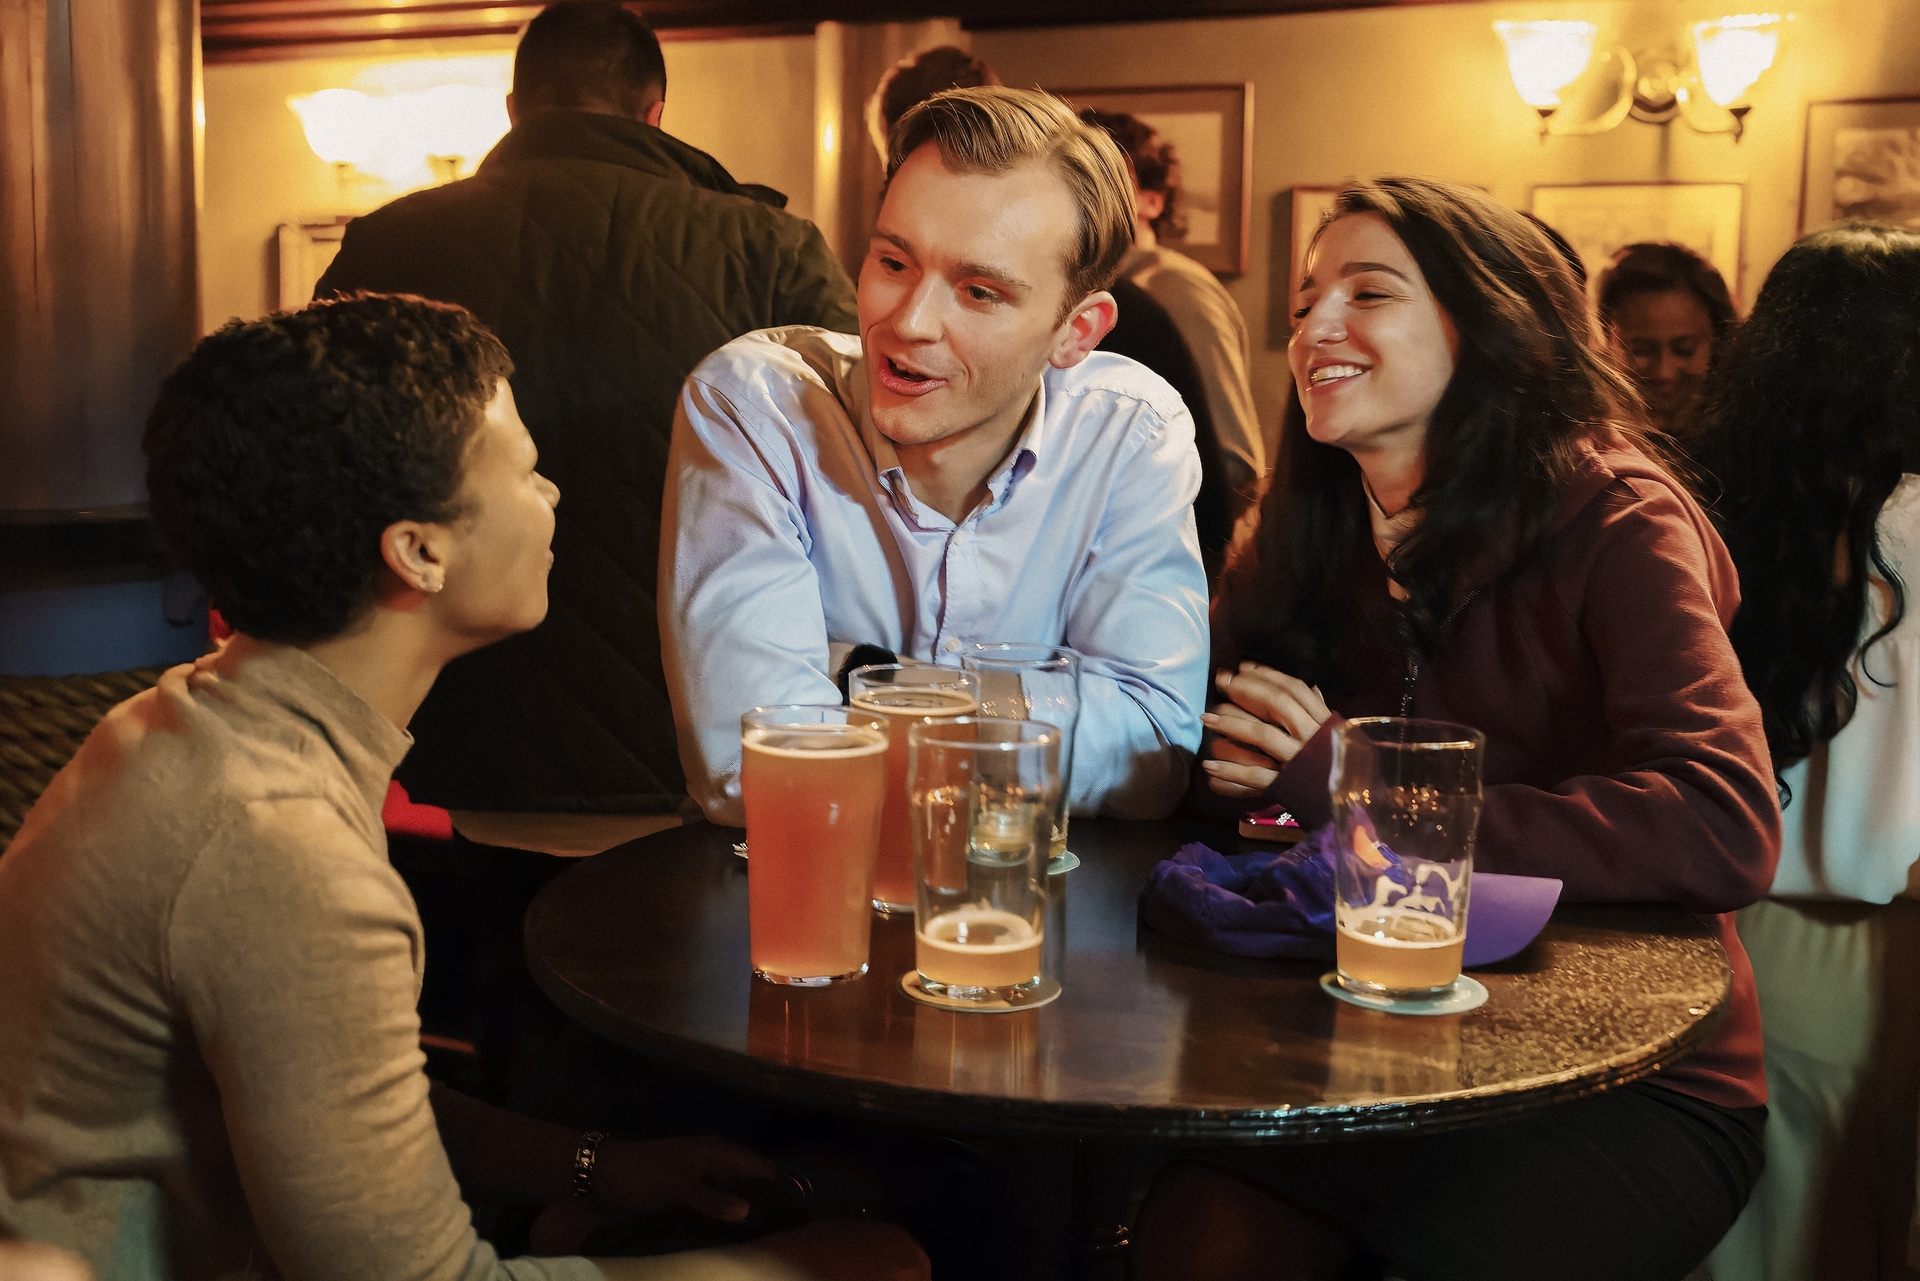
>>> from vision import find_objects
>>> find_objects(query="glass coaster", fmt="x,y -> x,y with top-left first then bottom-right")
1048,851 -> 1080,874
900,971 -> 1061,1013
1319,972 -> 1488,1016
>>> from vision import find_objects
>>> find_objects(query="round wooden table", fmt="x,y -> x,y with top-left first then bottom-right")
525,816 -> 1731,1143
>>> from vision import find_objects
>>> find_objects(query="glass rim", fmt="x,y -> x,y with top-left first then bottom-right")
742,702 -> 886,727
846,662 -> 979,687
1341,716 -> 1484,750
907,715 -> 1061,750
960,642 -> 1081,669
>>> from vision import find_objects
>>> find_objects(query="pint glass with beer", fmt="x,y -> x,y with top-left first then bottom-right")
1331,717 -> 1485,1000
846,664 -> 980,913
741,704 -> 888,985
907,718 -> 1059,1004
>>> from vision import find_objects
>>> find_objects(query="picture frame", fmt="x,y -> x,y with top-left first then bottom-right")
1800,97 -> 1920,235
1052,83 -> 1253,275
275,217 -> 352,311
1530,182 -> 1745,300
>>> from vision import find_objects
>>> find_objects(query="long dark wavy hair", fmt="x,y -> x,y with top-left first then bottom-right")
1690,221 -> 1920,772
1220,177 -> 1646,688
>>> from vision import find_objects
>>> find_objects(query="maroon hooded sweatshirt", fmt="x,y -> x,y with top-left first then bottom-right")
1237,439 -> 1778,1111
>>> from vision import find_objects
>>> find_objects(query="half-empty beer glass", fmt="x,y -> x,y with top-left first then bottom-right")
1331,717 -> 1485,1001
907,718 -> 1059,1004
741,704 -> 888,985
847,664 -> 980,914
962,644 -> 1080,870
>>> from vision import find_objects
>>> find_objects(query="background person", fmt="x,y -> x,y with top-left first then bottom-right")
0,296 -> 924,1281
1081,108 -> 1266,515
1595,241 -> 1737,440
661,87 -> 1208,827
865,45 -> 999,164
1693,222 -> 1920,1281
318,0 -> 855,822
1144,178 -> 1778,1280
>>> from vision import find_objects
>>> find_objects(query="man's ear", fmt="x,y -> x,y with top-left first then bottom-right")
1048,290 -> 1119,370
1136,188 -> 1167,224
505,92 -> 518,129
644,99 -> 666,128
378,519 -> 453,599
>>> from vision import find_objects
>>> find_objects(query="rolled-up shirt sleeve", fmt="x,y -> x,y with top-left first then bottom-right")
1065,403 -> 1210,819
660,376 -> 841,826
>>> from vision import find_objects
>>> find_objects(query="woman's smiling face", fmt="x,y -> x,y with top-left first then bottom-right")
1288,212 -> 1460,460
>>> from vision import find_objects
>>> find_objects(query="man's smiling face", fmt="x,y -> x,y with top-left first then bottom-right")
857,142 -> 1082,449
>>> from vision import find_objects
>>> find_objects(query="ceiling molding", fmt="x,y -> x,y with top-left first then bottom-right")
201,0 -> 1450,62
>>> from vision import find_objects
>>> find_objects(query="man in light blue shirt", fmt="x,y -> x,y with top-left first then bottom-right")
660,87 -> 1208,826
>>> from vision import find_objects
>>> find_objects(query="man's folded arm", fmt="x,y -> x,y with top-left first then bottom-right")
1063,404 -> 1211,819
660,376 -> 841,826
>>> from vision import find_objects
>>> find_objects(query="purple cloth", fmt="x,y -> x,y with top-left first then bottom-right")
1140,826 -> 1562,967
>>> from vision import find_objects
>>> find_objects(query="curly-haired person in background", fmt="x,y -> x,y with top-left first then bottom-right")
1694,223 -> 1920,1281
0,294 -> 925,1281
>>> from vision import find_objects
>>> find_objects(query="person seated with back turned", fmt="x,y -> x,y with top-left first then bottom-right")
1081,109 -> 1267,519
1137,179 -> 1778,1280
0,295 -> 925,1281
661,87 -> 1209,827
317,0 -> 857,820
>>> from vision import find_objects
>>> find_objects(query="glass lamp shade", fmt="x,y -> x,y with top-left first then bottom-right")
288,89 -> 383,168
1493,20 -> 1599,109
1691,13 -> 1783,107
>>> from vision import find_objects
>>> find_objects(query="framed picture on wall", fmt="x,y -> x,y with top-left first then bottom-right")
1801,97 -> 1920,235
1530,183 -> 1744,300
275,217 -> 352,312
1052,83 -> 1252,275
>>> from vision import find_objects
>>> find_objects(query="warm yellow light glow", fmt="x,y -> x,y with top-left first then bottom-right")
411,84 -> 511,164
289,88 -> 383,167
1493,20 -> 1598,109
288,56 -> 514,189
1691,14 -> 1783,107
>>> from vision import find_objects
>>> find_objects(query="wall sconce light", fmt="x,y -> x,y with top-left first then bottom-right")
1494,12 -> 1787,141
289,82 -> 510,189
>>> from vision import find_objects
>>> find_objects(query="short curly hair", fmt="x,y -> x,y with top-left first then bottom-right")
144,294 -> 513,644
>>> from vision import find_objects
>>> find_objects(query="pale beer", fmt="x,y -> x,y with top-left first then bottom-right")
916,906 -> 1043,992
742,719 -> 886,984
1335,905 -> 1465,994
849,686 -> 977,910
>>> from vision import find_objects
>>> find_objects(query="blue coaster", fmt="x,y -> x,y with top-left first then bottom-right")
1319,972 -> 1488,1016
900,971 -> 1061,1013
1048,851 -> 1080,874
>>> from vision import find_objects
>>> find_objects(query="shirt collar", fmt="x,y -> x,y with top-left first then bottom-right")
850,356 -> 1049,518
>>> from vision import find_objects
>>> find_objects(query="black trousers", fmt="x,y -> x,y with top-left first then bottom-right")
1162,1082 -> 1765,1281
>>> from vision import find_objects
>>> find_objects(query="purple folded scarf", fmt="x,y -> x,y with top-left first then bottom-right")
1140,824 -> 1561,967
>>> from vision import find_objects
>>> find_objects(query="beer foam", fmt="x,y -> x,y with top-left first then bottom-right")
743,727 -> 886,758
1336,907 -> 1460,948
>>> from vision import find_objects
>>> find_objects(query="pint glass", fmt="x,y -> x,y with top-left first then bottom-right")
961,644 -> 1080,865
907,718 -> 1059,1003
1331,717 -> 1485,1000
741,704 -> 888,985
846,664 -> 980,913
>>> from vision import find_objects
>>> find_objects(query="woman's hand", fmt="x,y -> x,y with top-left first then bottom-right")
1200,663 -> 1332,798
591,1135 -> 777,1223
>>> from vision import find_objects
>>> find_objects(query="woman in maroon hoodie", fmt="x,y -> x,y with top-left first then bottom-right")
1134,178 -> 1779,1280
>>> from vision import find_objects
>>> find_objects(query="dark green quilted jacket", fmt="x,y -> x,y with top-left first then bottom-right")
316,111 -> 857,814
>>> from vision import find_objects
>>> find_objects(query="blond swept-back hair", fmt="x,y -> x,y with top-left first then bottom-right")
887,86 -> 1137,317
